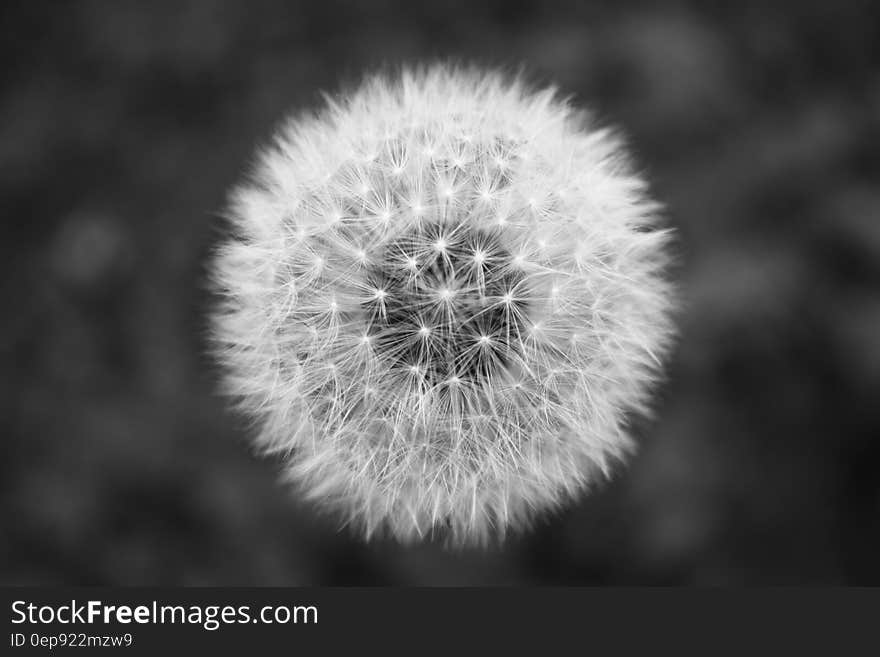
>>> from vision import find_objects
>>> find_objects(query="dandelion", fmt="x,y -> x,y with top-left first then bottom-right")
211,65 -> 676,545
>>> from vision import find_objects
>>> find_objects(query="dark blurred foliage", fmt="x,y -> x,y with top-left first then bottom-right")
2,0 -> 879,585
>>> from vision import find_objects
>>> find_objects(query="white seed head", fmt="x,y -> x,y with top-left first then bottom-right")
211,65 -> 677,545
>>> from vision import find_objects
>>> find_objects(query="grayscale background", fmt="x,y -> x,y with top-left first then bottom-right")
3,0 -> 879,585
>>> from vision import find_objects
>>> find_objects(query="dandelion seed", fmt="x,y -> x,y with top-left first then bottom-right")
211,64 -> 676,546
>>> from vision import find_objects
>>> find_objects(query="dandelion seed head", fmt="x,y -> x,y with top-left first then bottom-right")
211,64 -> 677,545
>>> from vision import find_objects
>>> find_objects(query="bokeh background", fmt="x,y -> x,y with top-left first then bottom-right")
3,0 -> 879,585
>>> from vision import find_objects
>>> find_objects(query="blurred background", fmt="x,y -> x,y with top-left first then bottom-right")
2,0 -> 879,585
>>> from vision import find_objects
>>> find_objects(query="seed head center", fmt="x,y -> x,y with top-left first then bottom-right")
362,222 -> 527,385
